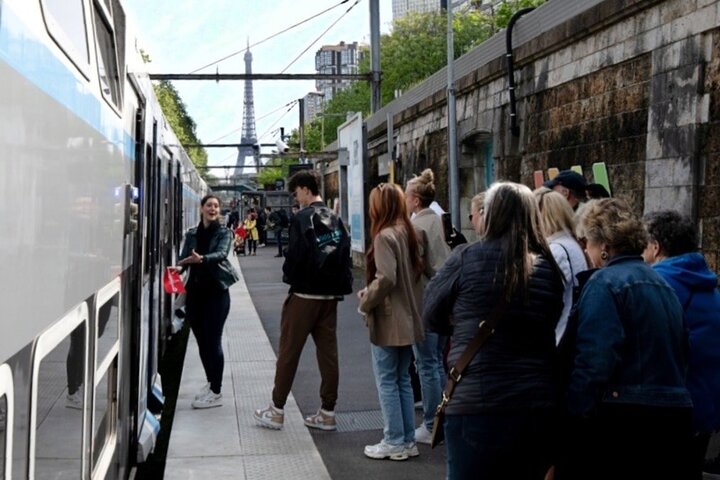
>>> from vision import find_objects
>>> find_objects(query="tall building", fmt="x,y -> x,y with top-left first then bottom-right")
303,92 -> 325,124
314,41 -> 364,103
392,0 -> 504,19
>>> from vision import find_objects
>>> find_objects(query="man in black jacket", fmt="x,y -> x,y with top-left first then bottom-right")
265,206 -> 283,257
254,169 -> 353,432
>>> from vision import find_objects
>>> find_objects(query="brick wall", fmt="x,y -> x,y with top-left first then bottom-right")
701,28 -> 720,271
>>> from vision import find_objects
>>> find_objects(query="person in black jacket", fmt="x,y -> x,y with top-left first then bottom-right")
254,170 -> 353,431
170,194 -> 239,409
424,182 -> 564,480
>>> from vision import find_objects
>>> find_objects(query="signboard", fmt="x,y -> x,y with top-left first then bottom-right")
337,112 -> 365,253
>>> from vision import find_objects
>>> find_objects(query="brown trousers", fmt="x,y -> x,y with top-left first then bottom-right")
272,294 -> 339,411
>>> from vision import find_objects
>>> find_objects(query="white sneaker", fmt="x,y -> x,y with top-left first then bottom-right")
194,383 -> 210,400
414,424 -> 432,445
414,400 -> 423,410
65,390 -> 83,410
364,440 -> 408,461
253,404 -> 284,430
304,408 -> 337,431
404,441 -> 420,457
191,391 -> 222,409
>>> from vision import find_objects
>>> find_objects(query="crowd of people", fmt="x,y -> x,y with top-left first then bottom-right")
176,168 -> 720,479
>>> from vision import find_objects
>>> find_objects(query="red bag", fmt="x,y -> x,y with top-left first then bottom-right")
235,226 -> 248,239
163,267 -> 186,294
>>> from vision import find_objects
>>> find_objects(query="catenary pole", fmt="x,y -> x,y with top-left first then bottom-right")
446,1 -> 460,230
369,0 -> 381,113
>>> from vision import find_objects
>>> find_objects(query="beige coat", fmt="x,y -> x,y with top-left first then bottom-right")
359,224 -> 425,347
412,208 -> 451,287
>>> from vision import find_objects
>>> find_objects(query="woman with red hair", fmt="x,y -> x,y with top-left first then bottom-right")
358,183 -> 425,461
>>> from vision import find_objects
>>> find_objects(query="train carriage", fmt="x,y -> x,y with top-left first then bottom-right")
0,0 -> 205,478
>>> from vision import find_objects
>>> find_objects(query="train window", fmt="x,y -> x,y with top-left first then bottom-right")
96,287 -> 119,369
91,358 -> 117,477
40,0 -> 90,72
93,2 -> 121,107
30,303 -> 88,479
0,363 -> 13,480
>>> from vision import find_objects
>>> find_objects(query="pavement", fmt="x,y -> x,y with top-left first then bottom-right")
165,244 -> 446,479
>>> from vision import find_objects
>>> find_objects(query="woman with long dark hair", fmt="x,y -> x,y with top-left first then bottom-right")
424,182 -> 564,479
171,194 -> 239,409
358,183 -> 425,461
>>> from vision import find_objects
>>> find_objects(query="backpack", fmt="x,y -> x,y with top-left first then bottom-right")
306,206 -> 353,295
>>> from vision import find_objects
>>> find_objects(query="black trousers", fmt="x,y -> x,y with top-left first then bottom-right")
186,287 -> 230,394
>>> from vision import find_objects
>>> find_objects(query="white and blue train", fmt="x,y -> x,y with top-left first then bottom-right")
0,0 -> 207,478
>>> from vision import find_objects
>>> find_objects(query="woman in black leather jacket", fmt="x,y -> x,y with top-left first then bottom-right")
171,194 -> 239,409
423,182 -> 564,480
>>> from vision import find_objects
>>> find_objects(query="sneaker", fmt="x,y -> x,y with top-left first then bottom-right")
194,383 -> 210,400
65,390 -> 83,410
404,441 -> 420,457
364,440 -> 409,461
304,408 -> 337,431
191,391 -> 222,409
414,424 -> 432,445
414,400 -> 423,410
254,404 -> 284,430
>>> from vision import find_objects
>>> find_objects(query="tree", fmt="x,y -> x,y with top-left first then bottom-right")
153,81 -> 210,177
255,157 -> 299,187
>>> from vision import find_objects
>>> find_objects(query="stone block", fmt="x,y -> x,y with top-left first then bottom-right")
700,185 -> 720,217
660,0 -> 697,25
644,185 -> 694,215
636,7 -> 661,33
645,158 -> 695,188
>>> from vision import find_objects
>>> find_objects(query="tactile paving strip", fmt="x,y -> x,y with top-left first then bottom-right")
335,409 -> 384,433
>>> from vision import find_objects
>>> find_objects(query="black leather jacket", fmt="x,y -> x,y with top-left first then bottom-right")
282,201 -> 353,296
423,239 -> 564,415
180,225 -> 239,290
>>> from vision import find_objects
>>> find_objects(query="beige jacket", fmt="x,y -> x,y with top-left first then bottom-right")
412,208 -> 451,286
359,224 -> 425,347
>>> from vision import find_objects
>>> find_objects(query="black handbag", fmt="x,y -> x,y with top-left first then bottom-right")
430,299 -> 509,448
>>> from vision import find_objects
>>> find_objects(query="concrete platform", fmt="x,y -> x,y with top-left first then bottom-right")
164,256 -> 331,480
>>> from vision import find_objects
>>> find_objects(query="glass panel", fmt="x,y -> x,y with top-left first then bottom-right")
92,359 -> 117,467
0,395 -> 6,477
41,0 -> 89,65
93,8 -> 121,106
97,294 -> 119,365
35,324 -> 85,479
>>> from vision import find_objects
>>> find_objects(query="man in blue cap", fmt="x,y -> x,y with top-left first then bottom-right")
544,170 -> 587,211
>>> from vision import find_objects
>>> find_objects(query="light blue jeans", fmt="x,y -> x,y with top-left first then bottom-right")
413,332 -> 447,430
371,344 -> 416,445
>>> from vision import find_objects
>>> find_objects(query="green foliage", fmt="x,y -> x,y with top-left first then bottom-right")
255,157 -> 300,187
492,0 -> 547,30
153,81 -> 209,176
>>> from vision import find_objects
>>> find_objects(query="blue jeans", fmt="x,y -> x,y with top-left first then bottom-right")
413,332 -> 447,430
371,344 -> 415,445
445,411 -> 556,480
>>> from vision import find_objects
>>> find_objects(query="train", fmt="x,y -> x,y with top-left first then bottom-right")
0,0 -> 207,478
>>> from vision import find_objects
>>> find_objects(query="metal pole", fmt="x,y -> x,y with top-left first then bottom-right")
299,97 -> 305,163
369,0 -> 381,113
446,2 -> 460,230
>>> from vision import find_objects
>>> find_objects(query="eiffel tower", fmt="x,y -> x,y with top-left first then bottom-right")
234,42 -> 258,177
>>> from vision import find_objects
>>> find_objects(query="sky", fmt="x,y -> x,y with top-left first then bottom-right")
122,0 -> 393,171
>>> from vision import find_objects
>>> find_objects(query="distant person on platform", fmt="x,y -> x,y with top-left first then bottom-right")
265,206 -> 284,258
586,183 -> 611,200
544,170 -> 587,211
254,169 -> 353,431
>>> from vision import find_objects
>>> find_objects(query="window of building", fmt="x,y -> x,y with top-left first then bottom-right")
40,0 -> 90,73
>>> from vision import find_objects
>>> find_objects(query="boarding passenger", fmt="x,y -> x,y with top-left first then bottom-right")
171,194 -> 239,409
643,210 -> 720,479
557,199 -> 693,479
254,170 -> 353,431
358,183 -> 425,461
424,182 -> 564,479
404,169 -> 451,445
533,187 -> 589,344
543,170 -> 587,211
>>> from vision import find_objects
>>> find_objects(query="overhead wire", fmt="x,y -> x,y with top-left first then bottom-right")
206,100 -> 299,144
257,100 -> 298,141
189,0 -> 352,74
279,0 -> 362,74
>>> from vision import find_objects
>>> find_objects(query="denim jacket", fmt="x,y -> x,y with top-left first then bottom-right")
567,255 -> 692,417
180,226 -> 239,290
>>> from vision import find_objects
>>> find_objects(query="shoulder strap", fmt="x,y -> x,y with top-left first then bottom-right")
553,241 -> 575,285
438,298 -> 509,412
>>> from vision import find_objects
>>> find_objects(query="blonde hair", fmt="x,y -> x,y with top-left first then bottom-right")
406,169 -> 436,208
579,198 -> 648,254
470,193 -> 485,214
533,187 -> 576,237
